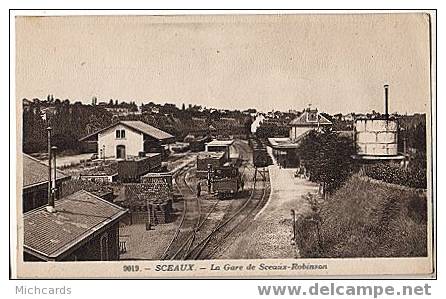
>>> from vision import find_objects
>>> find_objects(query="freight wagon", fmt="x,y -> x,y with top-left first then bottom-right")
189,136 -> 211,152
196,151 -> 226,179
118,153 -> 162,182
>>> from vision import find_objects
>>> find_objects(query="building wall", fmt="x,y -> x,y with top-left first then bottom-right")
81,140 -> 98,153
289,127 -> 313,141
98,124 -> 144,159
22,185 -> 47,213
62,223 -> 120,261
22,180 -> 66,213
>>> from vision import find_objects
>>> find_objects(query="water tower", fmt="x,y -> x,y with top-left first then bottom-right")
354,85 -> 404,160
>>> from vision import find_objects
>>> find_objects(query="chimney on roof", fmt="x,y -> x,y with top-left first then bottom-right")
384,84 -> 389,119
46,127 -> 56,213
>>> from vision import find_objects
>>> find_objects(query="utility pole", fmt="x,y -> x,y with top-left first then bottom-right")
46,126 -> 56,213
51,146 -> 58,200
290,209 -> 296,245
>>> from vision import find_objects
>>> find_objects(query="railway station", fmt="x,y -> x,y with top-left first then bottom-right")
21,85 -> 423,262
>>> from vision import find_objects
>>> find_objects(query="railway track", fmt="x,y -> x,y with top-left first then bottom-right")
160,165 -> 201,260
162,141 -> 268,261
161,163 -> 223,260
184,169 -> 270,260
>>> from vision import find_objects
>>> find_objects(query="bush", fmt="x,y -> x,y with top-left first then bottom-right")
364,162 -> 427,189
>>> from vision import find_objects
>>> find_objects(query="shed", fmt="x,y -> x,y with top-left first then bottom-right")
23,190 -> 127,261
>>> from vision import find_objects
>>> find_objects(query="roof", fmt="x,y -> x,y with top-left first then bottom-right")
23,190 -> 127,260
289,109 -> 332,127
121,121 -> 174,141
206,139 -> 234,147
79,121 -> 174,142
197,151 -> 226,159
268,138 -> 300,149
23,154 -> 70,189
268,131 -> 311,149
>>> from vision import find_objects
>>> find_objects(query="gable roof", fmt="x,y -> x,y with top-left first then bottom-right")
289,109 -> 332,127
23,154 -> 70,189
23,190 -> 127,260
79,121 -> 174,142
121,121 -> 174,141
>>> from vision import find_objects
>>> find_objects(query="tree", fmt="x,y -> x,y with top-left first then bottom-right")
298,128 -> 356,192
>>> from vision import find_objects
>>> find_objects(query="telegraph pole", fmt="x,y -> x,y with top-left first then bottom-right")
46,126 -> 56,213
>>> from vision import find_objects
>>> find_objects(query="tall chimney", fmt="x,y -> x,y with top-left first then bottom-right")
384,84 -> 389,119
46,127 -> 56,213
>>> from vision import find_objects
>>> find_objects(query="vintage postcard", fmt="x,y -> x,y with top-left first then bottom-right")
11,11 -> 435,278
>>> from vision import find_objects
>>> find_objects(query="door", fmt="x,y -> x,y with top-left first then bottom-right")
116,145 -> 126,159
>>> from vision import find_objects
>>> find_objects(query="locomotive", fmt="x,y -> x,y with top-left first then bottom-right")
211,162 -> 241,198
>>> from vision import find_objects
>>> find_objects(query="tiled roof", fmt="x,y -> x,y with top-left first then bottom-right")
121,121 -> 174,141
289,110 -> 332,126
23,154 -> 69,188
23,190 -> 127,260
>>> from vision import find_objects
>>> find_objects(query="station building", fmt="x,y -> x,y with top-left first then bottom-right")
268,107 -> 332,168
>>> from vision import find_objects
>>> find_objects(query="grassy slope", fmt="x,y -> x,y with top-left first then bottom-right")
314,175 -> 427,258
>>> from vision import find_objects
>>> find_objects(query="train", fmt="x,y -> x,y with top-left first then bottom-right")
196,150 -> 242,198
211,163 -> 241,198
248,137 -> 272,168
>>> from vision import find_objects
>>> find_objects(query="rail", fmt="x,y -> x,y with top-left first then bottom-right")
185,170 -> 269,260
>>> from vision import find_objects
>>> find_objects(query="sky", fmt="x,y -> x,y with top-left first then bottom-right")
16,13 -> 432,114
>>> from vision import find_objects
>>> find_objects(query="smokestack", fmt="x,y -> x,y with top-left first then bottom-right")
46,127 -> 56,213
384,84 -> 389,119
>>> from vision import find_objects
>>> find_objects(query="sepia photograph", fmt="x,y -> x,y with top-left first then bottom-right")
12,10 -> 435,278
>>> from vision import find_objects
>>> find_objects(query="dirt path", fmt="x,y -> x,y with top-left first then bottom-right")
217,165 -> 318,259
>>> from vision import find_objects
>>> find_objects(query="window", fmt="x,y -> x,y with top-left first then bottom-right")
307,112 -> 318,122
116,129 -> 125,139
